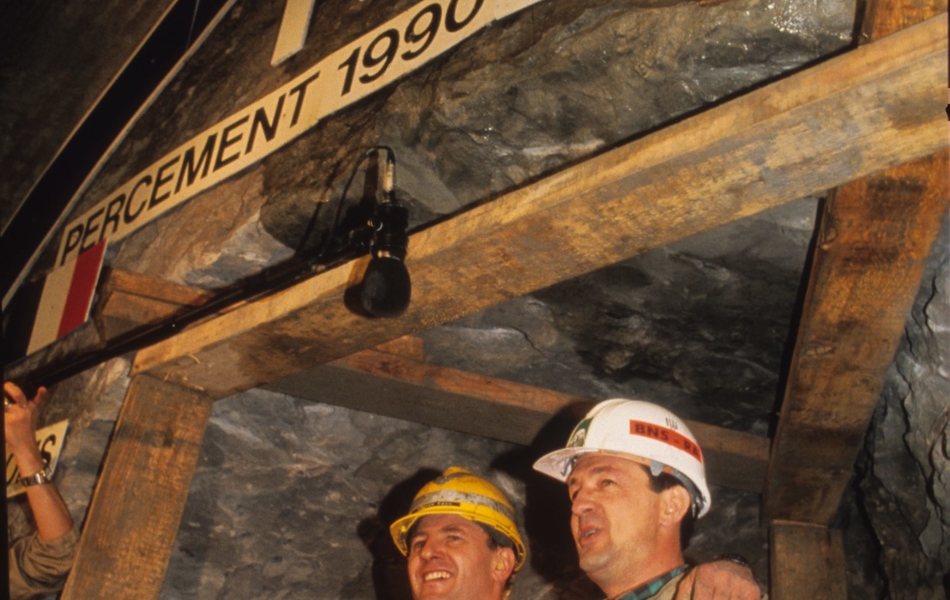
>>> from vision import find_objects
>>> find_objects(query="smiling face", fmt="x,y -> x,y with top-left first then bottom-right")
567,454 -> 666,592
406,513 -> 512,600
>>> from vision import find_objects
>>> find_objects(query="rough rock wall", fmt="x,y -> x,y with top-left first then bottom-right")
855,222 -> 950,600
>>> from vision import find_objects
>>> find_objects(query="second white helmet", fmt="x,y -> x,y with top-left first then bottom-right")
533,399 -> 711,518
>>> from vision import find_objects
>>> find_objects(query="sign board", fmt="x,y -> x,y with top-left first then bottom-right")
56,0 -> 548,267
6,420 -> 70,498
10,0 -> 548,362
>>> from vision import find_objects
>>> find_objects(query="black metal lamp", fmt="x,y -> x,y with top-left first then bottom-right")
357,148 -> 411,317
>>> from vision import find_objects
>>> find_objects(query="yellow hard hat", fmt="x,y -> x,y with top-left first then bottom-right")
389,467 -> 527,571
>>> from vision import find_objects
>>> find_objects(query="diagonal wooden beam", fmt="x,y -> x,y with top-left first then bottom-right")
265,349 -> 771,493
61,374 -> 214,600
764,0 -> 949,524
764,155 -> 948,525
133,17 -> 946,398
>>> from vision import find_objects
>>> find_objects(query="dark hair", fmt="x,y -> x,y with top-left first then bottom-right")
643,467 -> 695,548
474,522 -> 513,551
475,522 -> 517,591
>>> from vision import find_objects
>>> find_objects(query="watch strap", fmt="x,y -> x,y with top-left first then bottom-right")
714,553 -> 752,569
19,466 -> 53,487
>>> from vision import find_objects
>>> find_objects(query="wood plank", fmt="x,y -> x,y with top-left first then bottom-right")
133,17 -> 946,398
265,349 -> 771,493
334,349 -> 586,415
102,269 -> 214,307
93,269 -> 213,341
372,335 -> 425,361
61,375 -> 214,600
764,0 -> 948,524
860,0 -> 947,40
770,521 -> 847,600
765,151 -> 949,522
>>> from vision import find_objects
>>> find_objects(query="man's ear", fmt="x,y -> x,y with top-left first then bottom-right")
490,547 -> 516,583
659,485 -> 691,527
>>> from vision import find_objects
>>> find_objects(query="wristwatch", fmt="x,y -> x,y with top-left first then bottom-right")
714,553 -> 753,569
19,466 -> 53,487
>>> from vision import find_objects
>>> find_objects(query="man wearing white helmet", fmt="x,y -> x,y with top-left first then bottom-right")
389,464 -> 758,600
534,399 -> 763,600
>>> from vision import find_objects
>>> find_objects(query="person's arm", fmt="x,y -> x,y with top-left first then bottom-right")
5,382 -> 74,542
674,557 -> 763,600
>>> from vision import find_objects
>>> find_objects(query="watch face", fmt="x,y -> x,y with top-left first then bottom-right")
20,467 -> 51,487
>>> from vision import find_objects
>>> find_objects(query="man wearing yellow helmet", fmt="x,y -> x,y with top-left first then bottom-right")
390,464 -> 760,600
534,399 -> 763,600
390,467 -> 525,600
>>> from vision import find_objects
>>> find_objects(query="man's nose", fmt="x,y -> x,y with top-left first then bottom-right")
571,487 -> 595,515
418,538 -> 442,560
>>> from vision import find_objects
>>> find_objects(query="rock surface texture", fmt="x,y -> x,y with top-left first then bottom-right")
4,0 -> 948,598
857,223 -> 950,600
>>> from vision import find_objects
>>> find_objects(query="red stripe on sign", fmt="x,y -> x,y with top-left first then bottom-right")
629,420 -> 703,464
56,240 -> 107,338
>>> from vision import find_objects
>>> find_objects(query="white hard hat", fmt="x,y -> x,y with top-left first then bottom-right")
533,399 -> 711,518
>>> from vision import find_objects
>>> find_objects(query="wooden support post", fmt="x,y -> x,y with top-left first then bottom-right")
764,151 -> 949,522
766,2 -> 946,596
61,375 -> 214,600
770,521 -> 847,600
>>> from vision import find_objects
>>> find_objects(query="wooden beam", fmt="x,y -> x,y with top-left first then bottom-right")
765,151 -> 949,522
93,269 -> 213,341
265,349 -> 771,493
770,521 -> 847,600
61,375 -> 214,600
860,0 -> 947,40
764,0 -> 948,524
372,334 -> 425,362
133,17 -> 946,398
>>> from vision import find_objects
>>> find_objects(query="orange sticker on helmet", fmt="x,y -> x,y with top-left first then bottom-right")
629,420 -> 703,463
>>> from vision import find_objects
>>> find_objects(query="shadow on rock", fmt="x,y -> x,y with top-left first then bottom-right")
352,468 -> 442,600
492,401 -> 602,600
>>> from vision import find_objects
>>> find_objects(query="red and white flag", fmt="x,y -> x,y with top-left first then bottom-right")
6,240 -> 107,360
